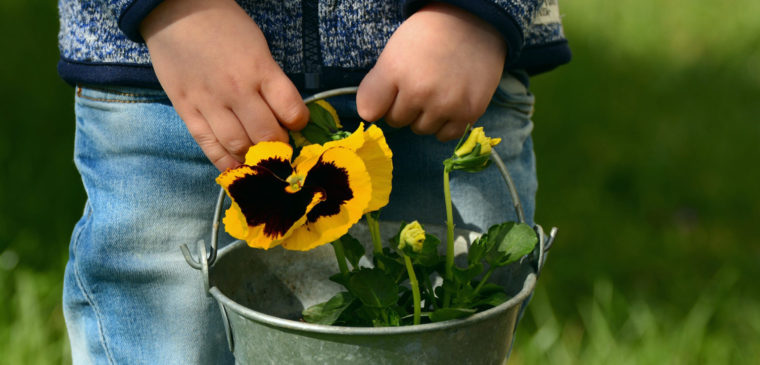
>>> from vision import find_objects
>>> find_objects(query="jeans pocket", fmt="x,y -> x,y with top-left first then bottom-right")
75,85 -> 170,105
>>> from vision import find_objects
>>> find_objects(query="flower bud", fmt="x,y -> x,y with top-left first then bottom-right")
454,127 -> 501,157
398,221 -> 426,253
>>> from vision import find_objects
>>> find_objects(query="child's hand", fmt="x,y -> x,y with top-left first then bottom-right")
356,3 -> 507,142
141,0 -> 309,171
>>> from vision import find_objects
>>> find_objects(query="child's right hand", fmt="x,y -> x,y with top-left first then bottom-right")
141,0 -> 309,171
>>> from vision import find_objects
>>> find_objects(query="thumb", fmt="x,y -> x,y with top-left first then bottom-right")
356,67 -> 396,122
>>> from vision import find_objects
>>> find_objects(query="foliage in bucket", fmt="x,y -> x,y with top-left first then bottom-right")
216,101 -> 538,327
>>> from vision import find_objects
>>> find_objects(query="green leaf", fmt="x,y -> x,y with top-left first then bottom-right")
468,233 -> 489,266
387,308 -> 401,326
374,251 -> 405,283
429,307 -> 477,322
472,291 -> 509,308
452,263 -> 484,285
302,292 -> 355,325
329,272 -> 349,287
483,222 -> 538,267
446,144 -> 493,173
475,282 -> 507,295
307,102 -> 340,132
338,234 -> 365,269
299,122 -> 332,144
346,268 -> 399,308
411,234 -> 441,268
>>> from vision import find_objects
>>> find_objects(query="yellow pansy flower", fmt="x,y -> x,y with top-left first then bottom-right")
216,123 -> 393,251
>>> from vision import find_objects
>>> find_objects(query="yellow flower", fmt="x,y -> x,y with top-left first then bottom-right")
398,221 -> 426,253
454,127 -> 501,157
294,122 -> 393,214
216,142 -> 327,249
216,123 -> 393,252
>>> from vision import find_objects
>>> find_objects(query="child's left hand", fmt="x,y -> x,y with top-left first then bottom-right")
356,3 -> 507,142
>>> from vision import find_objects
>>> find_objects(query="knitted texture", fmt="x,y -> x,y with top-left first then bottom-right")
58,0 -> 570,86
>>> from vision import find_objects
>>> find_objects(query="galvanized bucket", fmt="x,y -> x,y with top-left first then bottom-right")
182,88 -> 557,364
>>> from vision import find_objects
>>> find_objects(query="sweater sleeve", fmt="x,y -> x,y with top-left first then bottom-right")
403,0 -> 542,66
117,0 -> 166,43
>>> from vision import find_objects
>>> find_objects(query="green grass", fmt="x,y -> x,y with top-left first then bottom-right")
513,271 -> 760,364
2,0 -> 759,363
0,269 -> 70,365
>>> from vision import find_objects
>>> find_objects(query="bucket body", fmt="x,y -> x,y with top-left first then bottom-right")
206,222 -> 540,365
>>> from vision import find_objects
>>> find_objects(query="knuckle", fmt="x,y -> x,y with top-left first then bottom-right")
223,138 -> 252,156
280,103 -> 308,127
408,83 -> 434,104
192,131 -> 217,148
254,130 -> 287,144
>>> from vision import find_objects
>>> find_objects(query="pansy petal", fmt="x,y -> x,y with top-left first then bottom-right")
244,141 -> 294,178
217,164 -> 325,249
355,124 -> 393,212
282,147 -> 372,251
221,200 -> 249,238
292,143 -> 326,167
292,123 -> 365,167
300,123 -> 392,213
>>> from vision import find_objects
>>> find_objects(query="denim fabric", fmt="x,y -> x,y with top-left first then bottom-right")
63,73 -> 536,364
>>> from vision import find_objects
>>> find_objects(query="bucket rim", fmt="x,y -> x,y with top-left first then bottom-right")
208,239 -> 537,335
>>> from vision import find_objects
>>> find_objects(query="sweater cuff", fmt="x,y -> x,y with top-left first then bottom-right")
118,0 -> 165,43
403,0 -> 525,65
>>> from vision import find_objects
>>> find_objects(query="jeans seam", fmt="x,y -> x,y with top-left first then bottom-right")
71,203 -> 117,365
76,85 -> 166,104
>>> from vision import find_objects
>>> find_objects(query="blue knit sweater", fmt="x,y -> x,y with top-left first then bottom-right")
58,0 -> 571,91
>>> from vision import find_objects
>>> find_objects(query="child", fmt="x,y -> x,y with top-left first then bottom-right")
58,0 -> 569,362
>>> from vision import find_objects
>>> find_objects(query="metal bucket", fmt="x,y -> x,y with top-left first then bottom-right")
182,88 -> 557,364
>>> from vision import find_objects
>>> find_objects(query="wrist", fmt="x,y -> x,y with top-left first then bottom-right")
410,2 -> 507,60
405,1 -> 516,64
139,0 -> 241,41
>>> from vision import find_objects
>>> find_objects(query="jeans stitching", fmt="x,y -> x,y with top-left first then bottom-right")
71,202 -> 118,365
76,85 -> 167,104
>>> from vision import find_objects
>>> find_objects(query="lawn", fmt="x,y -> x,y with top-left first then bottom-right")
1,0 -> 759,363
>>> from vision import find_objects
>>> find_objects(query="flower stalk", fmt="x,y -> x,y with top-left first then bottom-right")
443,168 -> 455,308
402,254 -> 421,325
365,213 -> 383,255
331,240 -> 350,276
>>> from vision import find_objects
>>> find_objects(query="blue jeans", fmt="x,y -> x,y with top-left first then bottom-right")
63,73 -> 536,364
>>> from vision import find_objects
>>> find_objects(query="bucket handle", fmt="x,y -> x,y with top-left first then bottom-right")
181,86 -> 556,275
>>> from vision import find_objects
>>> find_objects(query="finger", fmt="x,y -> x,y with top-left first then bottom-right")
385,91 -> 422,128
260,73 -> 309,131
232,95 -> 289,144
202,106 -> 254,162
435,120 -> 469,142
356,67 -> 397,122
181,109 -> 241,171
408,110 -> 447,136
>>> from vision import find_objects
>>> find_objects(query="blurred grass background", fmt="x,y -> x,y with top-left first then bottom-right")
1,0 -> 758,363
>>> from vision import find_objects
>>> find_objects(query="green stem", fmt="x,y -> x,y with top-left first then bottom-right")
365,213 -> 385,270
331,239 -> 349,276
472,266 -> 497,298
443,169 -> 455,308
365,213 -> 383,254
403,255 -> 421,325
